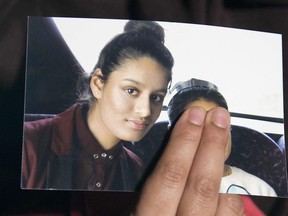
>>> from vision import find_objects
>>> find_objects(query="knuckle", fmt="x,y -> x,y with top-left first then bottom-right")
160,161 -> 186,189
227,195 -> 245,215
193,177 -> 219,202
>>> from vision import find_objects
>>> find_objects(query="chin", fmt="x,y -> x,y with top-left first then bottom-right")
121,133 -> 146,143
118,126 -> 152,142
132,136 -> 144,142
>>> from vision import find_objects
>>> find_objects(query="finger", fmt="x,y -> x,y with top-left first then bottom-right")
133,107 -> 207,216
177,107 -> 230,215
216,194 -> 244,216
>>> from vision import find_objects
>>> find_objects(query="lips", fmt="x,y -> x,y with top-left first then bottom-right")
126,119 -> 149,130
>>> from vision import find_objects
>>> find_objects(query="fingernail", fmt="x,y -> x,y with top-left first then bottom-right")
188,107 -> 206,126
212,108 -> 230,128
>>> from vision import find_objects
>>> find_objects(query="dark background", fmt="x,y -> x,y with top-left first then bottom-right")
1,0 -> 288,215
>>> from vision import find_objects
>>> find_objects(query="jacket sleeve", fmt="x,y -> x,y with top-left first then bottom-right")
21,119 -> 53,189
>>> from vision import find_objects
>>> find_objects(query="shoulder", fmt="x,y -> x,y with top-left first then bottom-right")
229,166 -> 277,196
230,167 -> 265,182
24,118 -> 53,133
24,118 -> 54,146
24,104 -> 81,142
231,167 -> 263,181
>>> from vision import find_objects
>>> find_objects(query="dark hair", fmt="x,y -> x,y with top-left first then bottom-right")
167,79 -> 228,125
78,20 -> 174,105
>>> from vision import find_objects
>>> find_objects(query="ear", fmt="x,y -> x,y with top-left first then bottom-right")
90,68 -> 104,99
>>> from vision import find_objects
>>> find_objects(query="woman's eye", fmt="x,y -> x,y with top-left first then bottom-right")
125,88 -> 138,96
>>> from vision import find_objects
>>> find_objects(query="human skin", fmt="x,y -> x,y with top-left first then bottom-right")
87,56 -> 169,150
133,106 -> 244,216
185,99 -> 232,161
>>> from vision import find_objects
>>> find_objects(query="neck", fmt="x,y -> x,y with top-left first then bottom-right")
87,103 -> 120,150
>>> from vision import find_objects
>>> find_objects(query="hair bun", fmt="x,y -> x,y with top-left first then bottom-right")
124,20 -> 165,43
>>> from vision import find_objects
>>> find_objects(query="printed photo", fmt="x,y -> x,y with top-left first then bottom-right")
21,17 -> 287,197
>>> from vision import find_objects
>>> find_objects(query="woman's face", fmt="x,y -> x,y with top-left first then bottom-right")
185,99 -> 232,160
89,56 -> 169,147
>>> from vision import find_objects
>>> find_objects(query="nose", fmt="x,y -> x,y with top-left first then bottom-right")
134,95 -> 152,118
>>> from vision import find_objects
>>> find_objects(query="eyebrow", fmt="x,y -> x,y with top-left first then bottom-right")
121,79 -> 167,93
122,78 -> 141,85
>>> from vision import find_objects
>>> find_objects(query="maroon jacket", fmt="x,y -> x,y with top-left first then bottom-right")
21,104 -> 143,191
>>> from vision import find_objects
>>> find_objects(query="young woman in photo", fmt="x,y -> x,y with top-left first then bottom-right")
22,20 -> 174,191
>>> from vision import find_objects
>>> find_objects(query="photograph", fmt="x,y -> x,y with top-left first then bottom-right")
21,17 -> 287,197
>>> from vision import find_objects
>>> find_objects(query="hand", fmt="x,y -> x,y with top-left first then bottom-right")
133,106 -> 244,215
